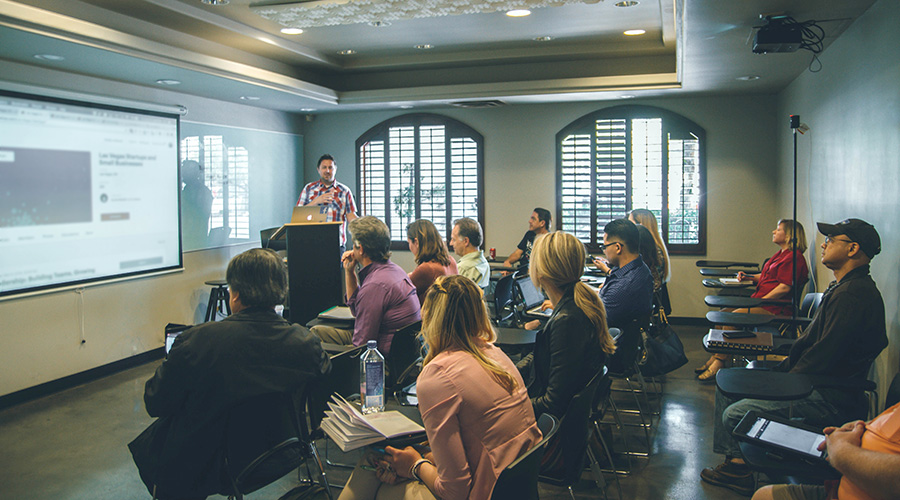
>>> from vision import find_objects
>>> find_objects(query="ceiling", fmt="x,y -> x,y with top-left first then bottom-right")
0,0 -> 876,114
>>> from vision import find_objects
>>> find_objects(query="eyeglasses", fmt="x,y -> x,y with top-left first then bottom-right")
599,241 -> 621,251
824,236 -> 855,245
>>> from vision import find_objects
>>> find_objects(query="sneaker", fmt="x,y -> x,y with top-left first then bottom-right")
700,460 -> 755,496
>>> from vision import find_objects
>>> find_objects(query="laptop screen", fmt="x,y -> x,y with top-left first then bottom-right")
516,277 -> 545,309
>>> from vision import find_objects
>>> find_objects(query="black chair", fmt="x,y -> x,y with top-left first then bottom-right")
260,226 -> 286,252
491,413 -> 560,500
386,320 -> 423,397
491,274 -> 517,324
539,367 -> 619,500
605,316 -> 656,458
221,388 -> 333,500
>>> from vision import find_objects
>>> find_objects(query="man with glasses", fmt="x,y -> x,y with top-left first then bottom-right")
702,218 -> 888,497
597,219 -> 654,374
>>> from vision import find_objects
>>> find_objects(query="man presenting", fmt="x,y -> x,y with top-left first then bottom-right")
502,208 -> 552,270
298,154 -> 358,251
450,217 -> 491,288
129,248 -> 331,500
311,216 -> 421,354
701,218 -> 888,496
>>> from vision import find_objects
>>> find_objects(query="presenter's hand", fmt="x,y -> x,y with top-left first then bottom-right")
312,188 -> 335,206
341,250 -> 357,271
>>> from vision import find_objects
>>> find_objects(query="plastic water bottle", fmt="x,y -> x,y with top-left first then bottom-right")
360,340 -> 385,414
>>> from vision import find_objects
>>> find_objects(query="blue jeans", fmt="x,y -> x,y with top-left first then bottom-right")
712,388 -> 843,458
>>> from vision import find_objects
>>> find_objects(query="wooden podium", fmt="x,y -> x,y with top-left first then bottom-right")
274,222 -> 343,325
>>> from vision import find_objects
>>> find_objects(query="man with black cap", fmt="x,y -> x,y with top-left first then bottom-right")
700,218 -> 888,496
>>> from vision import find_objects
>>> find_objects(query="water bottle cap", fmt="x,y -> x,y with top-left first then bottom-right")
367,340 -> 377,349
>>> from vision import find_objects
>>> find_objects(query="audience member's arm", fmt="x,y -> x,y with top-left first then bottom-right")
789,292 -> 861,373
761,283 -> 791,300
143,343 -> 191,417
531,315 -> 586,417
349,283 -> 387,347
822,421 -> 900,500
736,271 -> 761,283
504,248 -> 524,267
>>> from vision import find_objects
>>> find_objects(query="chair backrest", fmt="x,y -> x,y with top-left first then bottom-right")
224,391 -> 306,496
799,292 -> 824,318
607,314 -> 651,376
541,367 -> 608,486
386,320 -> 423,389
491,413 -> 560,500
260,227 -> 286,251
492,275 -> 516,323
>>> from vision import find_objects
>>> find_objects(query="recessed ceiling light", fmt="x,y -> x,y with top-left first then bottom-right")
200,0 -> 229,5
338,49 -> 356,55
239,96 -> 260,101
399,105 -> 413,109
534,36 -> 552,42
619,94 -> 636,99
280,27 -> 303,35
155,79 -> 181,86
369,20 -> 391,27
736,75 -> 760,81
624,29 -> 646,36
506,9 -> 531,17
415,44 -> 434,50
615,1 -> 639,7
301,108 -> 316,112
33,54 -> 65,61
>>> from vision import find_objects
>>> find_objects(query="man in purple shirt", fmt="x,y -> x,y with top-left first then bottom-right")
311,216 -> 420,354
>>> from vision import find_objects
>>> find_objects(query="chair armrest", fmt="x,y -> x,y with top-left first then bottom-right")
808,376 -> 877,392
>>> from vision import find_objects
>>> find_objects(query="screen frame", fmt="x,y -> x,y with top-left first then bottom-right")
0,88 -> 184,301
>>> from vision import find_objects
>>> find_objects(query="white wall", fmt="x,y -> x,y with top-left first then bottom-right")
302,95 -> 782,318
775,0 -> 899,400
0,61 -> 303,397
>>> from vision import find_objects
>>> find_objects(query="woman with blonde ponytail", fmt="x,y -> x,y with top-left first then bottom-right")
338,275 -> 541,500
517,231 -> 616,418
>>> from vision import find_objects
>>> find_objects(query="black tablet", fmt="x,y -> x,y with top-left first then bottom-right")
732,411 -> 829,465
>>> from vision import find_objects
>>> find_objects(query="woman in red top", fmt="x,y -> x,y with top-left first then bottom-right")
406,219 -> 458,305
696,219 -> 809,380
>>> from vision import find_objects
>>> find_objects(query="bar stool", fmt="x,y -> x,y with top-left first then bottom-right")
205,279 -> 231,322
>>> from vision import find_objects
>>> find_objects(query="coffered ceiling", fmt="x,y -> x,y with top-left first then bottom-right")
0,0 -> 876,113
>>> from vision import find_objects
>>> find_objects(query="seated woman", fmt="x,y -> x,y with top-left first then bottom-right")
696,219 -> 809,380
338,275 -> 541,500
406,219 -> 458,305
517,231 -> 616,418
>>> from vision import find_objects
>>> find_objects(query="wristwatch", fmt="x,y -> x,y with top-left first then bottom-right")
411,458 -> 433,482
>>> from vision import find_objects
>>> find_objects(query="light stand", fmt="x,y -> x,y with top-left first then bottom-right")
790,115 -> 800,323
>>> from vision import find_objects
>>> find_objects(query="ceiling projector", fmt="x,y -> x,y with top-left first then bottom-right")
753,18 -> 802,54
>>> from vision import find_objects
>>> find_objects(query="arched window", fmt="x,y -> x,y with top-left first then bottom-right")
357,113 -> 484,247
556,105 -> 706,254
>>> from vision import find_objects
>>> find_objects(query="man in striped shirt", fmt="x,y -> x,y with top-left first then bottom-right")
297,154 -> 358,251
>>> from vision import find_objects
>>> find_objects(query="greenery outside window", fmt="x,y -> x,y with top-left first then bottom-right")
357,113 -> 484,248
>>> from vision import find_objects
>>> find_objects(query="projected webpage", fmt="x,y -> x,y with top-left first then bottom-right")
0,92 -> 181,297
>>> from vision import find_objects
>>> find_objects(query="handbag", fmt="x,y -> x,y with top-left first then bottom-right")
639,308 -> 688,377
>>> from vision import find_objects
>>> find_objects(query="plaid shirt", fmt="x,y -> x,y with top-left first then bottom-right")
297,179 -> 357,246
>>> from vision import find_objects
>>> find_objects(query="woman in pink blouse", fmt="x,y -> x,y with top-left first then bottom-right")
338,275 -> 542,500
406,219 -> 458,305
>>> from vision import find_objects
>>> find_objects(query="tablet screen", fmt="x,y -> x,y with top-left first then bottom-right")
746,417 -> 826,458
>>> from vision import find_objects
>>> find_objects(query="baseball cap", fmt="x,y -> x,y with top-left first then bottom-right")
817,218 -> 881,258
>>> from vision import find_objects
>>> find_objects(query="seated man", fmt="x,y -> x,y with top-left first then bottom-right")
312,216 -> 421,354
450,217 -> 491,288
599,218 -> 654,374
128,248 -> 331,500
502,207 -> 552,271
752,401 -> 900,500
702,218 -> 888,496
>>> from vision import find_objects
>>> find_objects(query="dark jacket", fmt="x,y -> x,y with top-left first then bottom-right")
128,308 -> 331,499
517,285 -> 605,418
778,264 -> 887,415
